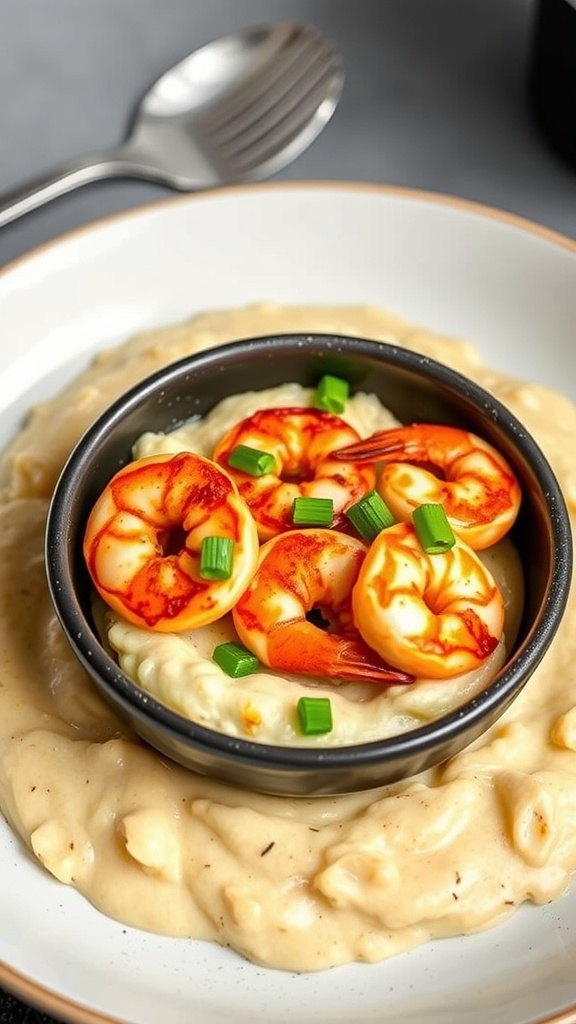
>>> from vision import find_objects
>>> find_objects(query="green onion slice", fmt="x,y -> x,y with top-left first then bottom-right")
314,374 -> 350,414
227,444 -> 276,477
297,696 -> 333,736
213,641 -> 260,678
292,496 -> 334,527
199,536 -> 235,580
412,502 -> 456,554
345,490 -> 395,541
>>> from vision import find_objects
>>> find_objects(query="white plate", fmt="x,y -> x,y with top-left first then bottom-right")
1,183 -> 576,1024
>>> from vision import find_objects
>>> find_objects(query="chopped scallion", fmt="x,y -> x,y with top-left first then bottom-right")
345,490 -> 395,541
297,696 -> 333,736
292,496 -> 334,527
314,374 -> 350,414
213,641 -> 260,678
227,444 -> 276,476
412,502 -> 456,554
199,536 -> 235,580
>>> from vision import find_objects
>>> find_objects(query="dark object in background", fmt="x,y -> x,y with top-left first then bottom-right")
530,0 -> 576,168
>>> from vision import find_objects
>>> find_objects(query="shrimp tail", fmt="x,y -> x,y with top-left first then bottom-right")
332,429 -> 405,462
257,620 -> 416,686
331,638 -> 415,685
334,424 -> 439,463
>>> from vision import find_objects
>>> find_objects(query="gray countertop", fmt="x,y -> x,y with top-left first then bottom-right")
2,0 -> 576,277
1,0 -> 575,1021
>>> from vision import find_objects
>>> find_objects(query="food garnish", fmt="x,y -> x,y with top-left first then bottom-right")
314,373 -> 350,414
213,641 -> 260,678
297,696 -> 333,735
199,536 -> 235,580
291,496 -> 334,526
227,443 -> 277,476
412,502 -> 456,554
345,489 -> 395,541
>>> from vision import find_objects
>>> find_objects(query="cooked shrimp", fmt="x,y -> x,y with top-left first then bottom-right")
232,528 -> 414,684
335,423 -> 521,550
352,522 -> 505,679
83,452 -> 259,632
212,407 -> 375,540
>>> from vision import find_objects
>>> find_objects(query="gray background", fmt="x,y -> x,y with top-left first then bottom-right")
1,0 -> 575,1021
2,0 -> 576,276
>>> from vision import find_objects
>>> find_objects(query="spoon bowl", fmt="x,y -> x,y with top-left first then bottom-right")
0,23 -> 343,227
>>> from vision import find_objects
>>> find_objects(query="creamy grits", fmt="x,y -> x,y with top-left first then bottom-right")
94,382 -> 523,746
1,302 -> 576,973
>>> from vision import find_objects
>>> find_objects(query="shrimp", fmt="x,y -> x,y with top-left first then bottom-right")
335,423 -> 522,550
232,528 -> 414,684
332,421 -> 520,552
212,407 -> 375,540
83,451 -> 259,632
352,522 -> 505,679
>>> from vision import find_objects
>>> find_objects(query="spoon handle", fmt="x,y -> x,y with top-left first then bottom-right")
0,146 -> 158,229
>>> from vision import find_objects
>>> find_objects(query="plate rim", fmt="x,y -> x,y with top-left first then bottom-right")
1,179 -> 576,1024
2,180 -> 576,286
0,961 -> 126,1024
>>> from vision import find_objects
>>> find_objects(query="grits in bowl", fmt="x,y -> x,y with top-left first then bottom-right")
90,380 -> 524,747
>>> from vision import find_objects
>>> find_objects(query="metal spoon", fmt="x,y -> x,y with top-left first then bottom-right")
0,23 -> 343,229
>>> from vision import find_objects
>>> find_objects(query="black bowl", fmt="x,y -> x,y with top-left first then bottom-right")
45,333 -> 572,796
